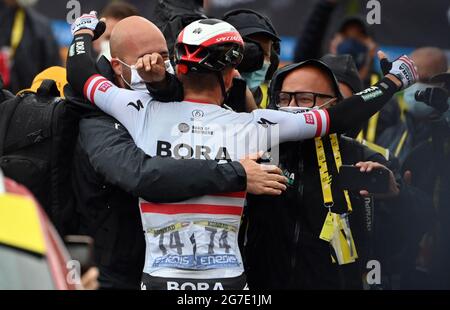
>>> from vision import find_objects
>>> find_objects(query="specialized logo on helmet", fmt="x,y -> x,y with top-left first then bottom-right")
193,28 -> 202,34
216,36 -> 242,43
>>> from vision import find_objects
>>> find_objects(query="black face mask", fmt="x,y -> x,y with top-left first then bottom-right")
236,38 -> 265,73
265,41 -> 280,81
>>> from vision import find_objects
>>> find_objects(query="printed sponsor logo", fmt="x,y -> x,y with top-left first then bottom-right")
216,36 -> 241,43
192,109 -> 204,119
127,99 -> 144,111
196,254 -> 240,268
191,125 -> 214,135
157,140 -> 231,162
304,113 -> 315,125
167,281 -> 224,290
257,118 -> 277,128
357,86 -> 384,102
98,81 -> 112,92
75,41 -> 85,55
178,123 -> 190,133
152,254 -> 195,268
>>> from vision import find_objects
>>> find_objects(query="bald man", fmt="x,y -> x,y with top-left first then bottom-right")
411,47 -> 448,83
108,16 -> 171,90
68,15 -> 287,290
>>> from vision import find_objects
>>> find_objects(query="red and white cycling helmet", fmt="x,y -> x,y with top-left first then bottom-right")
175,19 -> 244,74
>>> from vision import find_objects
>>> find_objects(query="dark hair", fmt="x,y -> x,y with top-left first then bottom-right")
101,1 -> 139,19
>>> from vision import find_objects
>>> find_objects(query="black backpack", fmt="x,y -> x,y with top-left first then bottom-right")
0,79 -> 81,235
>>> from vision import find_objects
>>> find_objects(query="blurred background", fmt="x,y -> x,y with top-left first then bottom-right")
8,0 -> 450,62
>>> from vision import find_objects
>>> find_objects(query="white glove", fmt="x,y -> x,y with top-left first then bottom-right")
381,55 -> 418,90
71,11 -> 98,35
70,11 -> 105,40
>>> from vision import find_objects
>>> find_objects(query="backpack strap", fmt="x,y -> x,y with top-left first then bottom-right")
0,96 -> 21,156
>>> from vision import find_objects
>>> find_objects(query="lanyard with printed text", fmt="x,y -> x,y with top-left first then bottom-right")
314,134 -> 353,212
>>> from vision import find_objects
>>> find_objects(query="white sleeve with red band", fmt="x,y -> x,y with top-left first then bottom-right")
82,73 -> 151,141
83,74 -> 110,104
252,108 -> 330,143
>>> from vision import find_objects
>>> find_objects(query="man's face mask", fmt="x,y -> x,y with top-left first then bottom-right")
241,60 -> 271,90
117,58 -> 174,92
165,60 -> 175,75
99,40 -> 111,61
404,82 -> 437,119
278,100 -> 333,114
336,38 -> 368,70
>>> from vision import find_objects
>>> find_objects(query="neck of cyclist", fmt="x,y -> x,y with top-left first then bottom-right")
183,85 -> 224,106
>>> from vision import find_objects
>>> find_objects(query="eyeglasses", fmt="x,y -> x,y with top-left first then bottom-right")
276,91 -> 336,108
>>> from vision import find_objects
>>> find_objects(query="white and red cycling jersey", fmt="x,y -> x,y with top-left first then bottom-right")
83,74 -> 330,279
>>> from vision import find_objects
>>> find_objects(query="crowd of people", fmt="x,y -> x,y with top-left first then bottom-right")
1,0 -> 449,291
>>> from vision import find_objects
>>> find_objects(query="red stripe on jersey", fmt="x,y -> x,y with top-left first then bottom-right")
210,191 -> 246,199
184,98 -> 212,105
313,110 -> 322,137
324,109 -> 330,134
89,77 -> 108,103
140,203 -> 243,216
83,74 -> 101,100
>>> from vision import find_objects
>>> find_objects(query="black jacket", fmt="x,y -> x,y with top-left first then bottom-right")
245,136 -> 382,289
69,57 -> 246,289
244,136 -> 432,289
72,114 -> 247,289
0,5 -> 61,93
293,0 -> 337,63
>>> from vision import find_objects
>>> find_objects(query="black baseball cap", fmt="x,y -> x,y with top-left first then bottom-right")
321,54 -> 363,93
223,9 -> 280,42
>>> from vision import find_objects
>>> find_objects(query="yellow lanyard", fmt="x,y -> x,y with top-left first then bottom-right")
314,134 -> 353,212
317,134 -> 358,264
314,137 -> 333,206
259,83 -> 269,109
394,130 -> 408,158
329,134 -> 353,212
355,136 -> 390,161
10,8 -> 26,60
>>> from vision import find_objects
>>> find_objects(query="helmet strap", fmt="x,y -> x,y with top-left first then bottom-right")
216,71 -> 229,105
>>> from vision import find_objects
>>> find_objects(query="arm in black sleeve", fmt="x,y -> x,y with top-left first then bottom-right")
327,77 -> 398,134
66,33 -> 99,96
68,33 -> 184,102
293,0 -> 337,62
78,116 -> 247,203
145,72 -> 184,102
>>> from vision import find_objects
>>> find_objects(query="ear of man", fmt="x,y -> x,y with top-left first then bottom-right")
223,67 -> 236,91
110,58 -> 127,88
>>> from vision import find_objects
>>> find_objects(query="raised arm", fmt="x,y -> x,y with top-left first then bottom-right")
253,54 -> 417,144
66,13 -> 152,140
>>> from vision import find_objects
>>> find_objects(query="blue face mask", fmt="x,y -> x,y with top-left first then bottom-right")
241,61 -> 271,90
336,38 -> 368,70
403,83 -> 437,119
